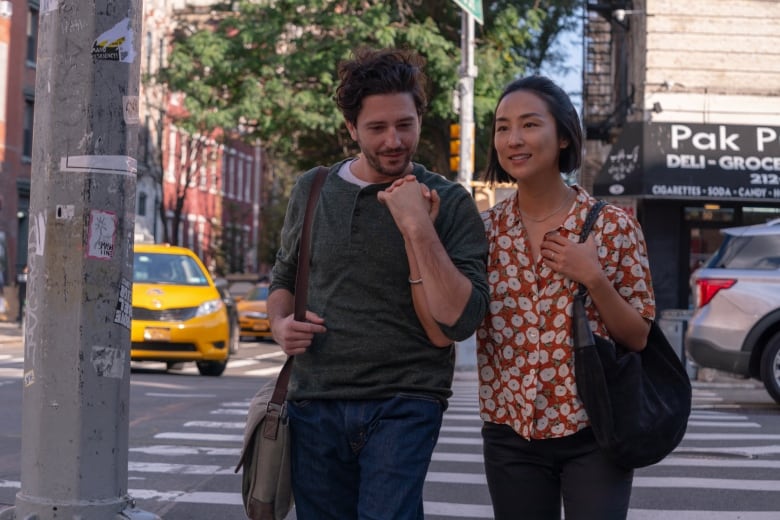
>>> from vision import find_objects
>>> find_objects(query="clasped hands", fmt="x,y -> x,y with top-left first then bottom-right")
377,175 -> 440,228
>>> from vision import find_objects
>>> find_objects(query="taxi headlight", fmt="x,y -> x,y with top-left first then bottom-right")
195,299 -> 223,317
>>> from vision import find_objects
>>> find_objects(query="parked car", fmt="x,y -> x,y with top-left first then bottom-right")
214,277 -> 240,355
237,283 -> 272,341
685,218 -> 780,403
131,243 -> 231,376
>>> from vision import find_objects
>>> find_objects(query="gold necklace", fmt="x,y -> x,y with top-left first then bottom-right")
519,189 -> 573,223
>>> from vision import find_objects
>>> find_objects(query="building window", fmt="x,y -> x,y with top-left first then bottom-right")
27,3 -> 39,65
138,192 -> 147,217
23,98 -> 34,159
158,37 -> 165,70
145,31 -> 152,74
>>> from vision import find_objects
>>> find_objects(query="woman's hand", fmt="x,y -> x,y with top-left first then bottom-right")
541,232 -> 605,289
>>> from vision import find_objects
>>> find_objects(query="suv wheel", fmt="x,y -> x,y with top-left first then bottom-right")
760,332 -> 780,405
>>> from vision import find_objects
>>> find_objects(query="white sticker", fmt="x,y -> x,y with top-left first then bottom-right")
91,346 -> 125,378
30,212 -> 47,256
92,18 -> 136,64
87,210 -> 117,260
60,155 -> 137,175
56,205 -> 75,220
124,96 -> 139,125
114,277 -> 132,329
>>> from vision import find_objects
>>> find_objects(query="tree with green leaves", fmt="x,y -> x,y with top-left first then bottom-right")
160,0 -> 580,265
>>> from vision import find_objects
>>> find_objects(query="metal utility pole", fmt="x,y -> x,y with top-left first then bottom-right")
0,0 -> 159,518
451,0 -> 482,194
457,11 -> 478,193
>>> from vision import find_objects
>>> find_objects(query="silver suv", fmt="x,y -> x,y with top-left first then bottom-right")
686,218 -> 780,404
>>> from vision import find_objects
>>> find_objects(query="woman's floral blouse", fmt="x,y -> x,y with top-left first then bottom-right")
476,185 -> 655,440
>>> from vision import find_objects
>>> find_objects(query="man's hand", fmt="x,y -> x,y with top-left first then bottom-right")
272,311 -> 327,356
377,175 -> 440,227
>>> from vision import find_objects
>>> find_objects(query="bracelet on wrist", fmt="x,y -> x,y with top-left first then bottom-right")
408,277 -> 423,285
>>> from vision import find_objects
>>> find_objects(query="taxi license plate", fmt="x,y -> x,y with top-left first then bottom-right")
144,327 -> 171,341
252,324 -> 269,331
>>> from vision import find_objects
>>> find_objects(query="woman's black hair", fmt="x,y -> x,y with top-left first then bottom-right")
483,75 -> 583,185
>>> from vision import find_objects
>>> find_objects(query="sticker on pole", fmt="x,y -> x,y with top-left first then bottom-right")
60,155 -> 137,176
92,18 -> 136,63
91,346 -> 125,378
87,210 -> 117,260
114,277 -> 132,329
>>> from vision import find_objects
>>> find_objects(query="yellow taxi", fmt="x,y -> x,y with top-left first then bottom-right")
131,243 -> 230,375
237,283 -> 273,341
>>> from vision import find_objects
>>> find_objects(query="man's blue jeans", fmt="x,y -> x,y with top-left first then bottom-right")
287,394 -> 444,520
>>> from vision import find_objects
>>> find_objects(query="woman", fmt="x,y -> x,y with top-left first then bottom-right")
476,75 -> 656,520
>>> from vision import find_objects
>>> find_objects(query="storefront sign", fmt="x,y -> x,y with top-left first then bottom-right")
594,122 -> 780,200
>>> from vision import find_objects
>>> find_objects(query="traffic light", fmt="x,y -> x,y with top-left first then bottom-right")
449,123 -> 460,173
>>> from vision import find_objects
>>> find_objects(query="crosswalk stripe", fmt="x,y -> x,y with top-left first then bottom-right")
675,444 -> 780,457
435,436 -> 483,446
244,366 -> 283,377
224,359 -> 258,368
251,352 -> 286,361
128,462 -> 232,475
687,420 -> 760,428
129,445 -> 240,456
144,392 -> 217,398
183,421 -> 244,429
209,408 -> 247,416
129,489 -> 243,505
424,501 -> 493,518
440,425 -> 481,433
427,472 -> 486,485
431,452 -> 483,463
634,476 -> 780,492
154,432 -> 242,443
690,412 -> 747,420
683,433 -> 780,440
0,368 -> 22,377
628,511 -> 780,520
657,457 -> 780,469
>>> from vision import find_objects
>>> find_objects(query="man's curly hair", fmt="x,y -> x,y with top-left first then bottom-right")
336,48 -> 428,125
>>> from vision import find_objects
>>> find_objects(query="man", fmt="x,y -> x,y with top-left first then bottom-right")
268,47 -> 488,520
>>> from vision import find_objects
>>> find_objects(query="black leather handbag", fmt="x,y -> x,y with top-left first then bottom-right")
572,201 -> 692,469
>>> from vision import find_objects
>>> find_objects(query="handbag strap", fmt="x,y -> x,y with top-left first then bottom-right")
271,166 -> 329,406
576,200 -> 607,297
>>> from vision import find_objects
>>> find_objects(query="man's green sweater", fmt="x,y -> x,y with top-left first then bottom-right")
270,160 -> 489,403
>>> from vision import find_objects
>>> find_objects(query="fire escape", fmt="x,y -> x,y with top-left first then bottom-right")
584,1 -> 634,142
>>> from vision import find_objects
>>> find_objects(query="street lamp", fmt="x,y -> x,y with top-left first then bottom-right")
613,9 -> 643,23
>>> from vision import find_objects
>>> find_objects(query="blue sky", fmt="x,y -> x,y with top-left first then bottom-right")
541,17 -> 584,114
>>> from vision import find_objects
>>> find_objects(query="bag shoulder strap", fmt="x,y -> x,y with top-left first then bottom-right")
579,200 -> 607,245
271,165 -> 329,405
577,200 -> 607,297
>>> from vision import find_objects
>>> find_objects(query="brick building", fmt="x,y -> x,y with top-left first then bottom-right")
138,0 -> 267,276
0,0 -> 36,302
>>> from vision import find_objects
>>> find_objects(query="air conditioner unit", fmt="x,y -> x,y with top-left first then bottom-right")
0,2 -> 12,19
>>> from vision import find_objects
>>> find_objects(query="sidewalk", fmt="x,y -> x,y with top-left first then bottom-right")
0,319 -> 23,347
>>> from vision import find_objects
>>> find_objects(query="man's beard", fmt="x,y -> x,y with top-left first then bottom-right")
364,147 -> 415,179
